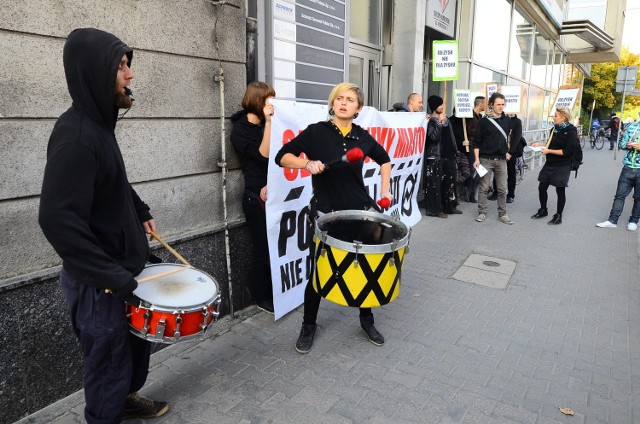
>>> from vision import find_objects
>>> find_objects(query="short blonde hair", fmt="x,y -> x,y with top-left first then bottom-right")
555,106 -> 572,122
328,83 -> 364,108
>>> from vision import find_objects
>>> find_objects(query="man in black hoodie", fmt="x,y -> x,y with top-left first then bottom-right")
39,28 -> 168,423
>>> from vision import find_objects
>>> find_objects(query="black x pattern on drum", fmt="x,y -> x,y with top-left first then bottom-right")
314,243 -> 403,307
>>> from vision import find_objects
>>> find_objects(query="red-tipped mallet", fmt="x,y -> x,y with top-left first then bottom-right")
324,147 -> 364,169
377,197 -> 391,210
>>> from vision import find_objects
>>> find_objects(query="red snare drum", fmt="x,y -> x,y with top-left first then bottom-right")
126,264 -> 221,344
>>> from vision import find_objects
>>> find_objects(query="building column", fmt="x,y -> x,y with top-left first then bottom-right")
389,0 -> 426,106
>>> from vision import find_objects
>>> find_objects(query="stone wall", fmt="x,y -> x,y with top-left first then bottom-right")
0,1 -> 255,421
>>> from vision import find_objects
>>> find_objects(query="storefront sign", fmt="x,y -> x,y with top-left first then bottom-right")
426,0 -> 457,38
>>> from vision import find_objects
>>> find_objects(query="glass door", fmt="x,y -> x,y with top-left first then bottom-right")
348,46 -> 381,109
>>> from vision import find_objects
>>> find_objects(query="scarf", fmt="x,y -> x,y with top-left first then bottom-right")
554,122 -> 570,133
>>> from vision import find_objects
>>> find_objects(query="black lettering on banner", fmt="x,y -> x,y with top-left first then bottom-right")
278,210 -> 296,257
280,258 -> 304,293
401,171 -> 418,217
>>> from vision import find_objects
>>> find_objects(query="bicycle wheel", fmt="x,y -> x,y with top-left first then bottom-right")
596,136 -> 605,150
590,133 -> 596,149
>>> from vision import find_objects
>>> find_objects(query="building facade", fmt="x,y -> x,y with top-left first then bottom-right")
0,0 -> 625,421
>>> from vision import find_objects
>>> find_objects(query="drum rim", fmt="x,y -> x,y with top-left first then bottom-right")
133,263 -> 219,308
314,210 -> 410,253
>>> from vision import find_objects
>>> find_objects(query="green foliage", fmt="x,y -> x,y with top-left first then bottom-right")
581,47 -> 640,122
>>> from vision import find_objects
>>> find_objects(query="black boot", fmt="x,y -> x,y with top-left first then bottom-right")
548,213 -> 562,225
295,323 -> 316,354
531,208 -> 548,219
360,316 -> 384,346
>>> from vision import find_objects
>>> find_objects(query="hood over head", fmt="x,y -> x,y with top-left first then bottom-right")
63,28 -> 133,130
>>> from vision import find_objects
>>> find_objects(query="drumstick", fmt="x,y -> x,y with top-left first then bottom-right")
149,231 -> 192,267
137,266 -> 191,283
324,147 -> 364,169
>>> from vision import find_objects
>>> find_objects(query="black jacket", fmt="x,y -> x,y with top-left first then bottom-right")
230,110 -> 269,193
426,117 -> 457,159
39,28 -> 151,297
545,124 -> 577,167
473,113 -> 514,158
275,121 -> 390,213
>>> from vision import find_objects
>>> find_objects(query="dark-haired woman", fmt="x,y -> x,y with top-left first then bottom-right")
275,82 -> 393,354
231,82 -> 276,313
530,106 -> 577,225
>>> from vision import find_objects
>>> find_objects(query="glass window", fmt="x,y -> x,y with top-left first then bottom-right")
530,34 -> 549,88
506,77 -> 527,122
567,0 -> 607,28
550,48 -> 563,91
508,6 -> 532,81
472,0 -> 511,72
349,56 -> 364,87
527,85 -> 544,131
350,0 -> 382,45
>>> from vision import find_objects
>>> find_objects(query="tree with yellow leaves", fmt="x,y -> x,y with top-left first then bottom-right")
581,47 -> 640,122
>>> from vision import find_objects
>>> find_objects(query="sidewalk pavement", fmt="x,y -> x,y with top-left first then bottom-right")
16,146 -> 640,424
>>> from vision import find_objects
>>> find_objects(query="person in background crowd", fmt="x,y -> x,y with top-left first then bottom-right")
450,96 -> 485,203
597,119 -> 640,231
608,113 -> 621,150
530,107 -> 577,225
488,114 -> 522,203
390,93 -> 423,112
275,82 -> 393,354
472,93 -> 515,224
38,28 -> 168,423
230,81 -> 276,314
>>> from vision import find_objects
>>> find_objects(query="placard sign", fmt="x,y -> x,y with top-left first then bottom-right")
502,86 -> 522,114
454,89 -> 473,118
432,40 -> 459,81
549,85 -> 581,116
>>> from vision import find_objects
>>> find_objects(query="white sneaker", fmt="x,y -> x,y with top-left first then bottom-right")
628,223 -> 638,231
596,221 -> 617,228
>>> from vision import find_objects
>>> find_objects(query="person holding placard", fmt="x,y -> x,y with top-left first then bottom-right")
450,96 -> 484,203
530,107 -> 577,225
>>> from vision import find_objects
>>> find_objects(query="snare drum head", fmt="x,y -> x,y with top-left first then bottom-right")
134,264 -> 218,308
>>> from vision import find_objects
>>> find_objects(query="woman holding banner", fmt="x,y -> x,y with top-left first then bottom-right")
231,82 -> 276,313
275,82 -> 393,354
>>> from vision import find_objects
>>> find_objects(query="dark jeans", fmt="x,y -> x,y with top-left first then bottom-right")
424,158 -> 443,215
61,269 -> 151,424
242,190 -> 273,304
607,166 -> 640,224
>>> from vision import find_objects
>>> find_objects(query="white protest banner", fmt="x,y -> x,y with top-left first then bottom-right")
432,40 -> 459,81
502,86 -> 522,114
266,99 -> 427,319
454,89 -> 473,118
549,85 -> 581,116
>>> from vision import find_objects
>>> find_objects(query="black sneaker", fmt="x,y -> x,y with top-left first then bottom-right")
256,300 -> 274,314
360,316 -> 384,346
295,324 -> 316,354
487,194 -> 497,201
506,196 -> 514,203
123,392 -> 169,419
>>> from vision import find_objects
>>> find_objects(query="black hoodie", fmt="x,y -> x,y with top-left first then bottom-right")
39,28 -> 151,297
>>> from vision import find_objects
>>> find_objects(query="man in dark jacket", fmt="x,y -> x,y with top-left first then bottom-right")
39,28 -> 168,423
390,93 -> 423,112
450,96 -> 484,202
472,93 -> 515,224
607,113 -> 622,150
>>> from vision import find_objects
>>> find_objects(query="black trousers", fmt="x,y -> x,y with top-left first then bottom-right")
424,158 -> 443,215
302,213 -> 373,325
441,157 -> 458,213
61,269 -> 151,424
242,190 -> 273,304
